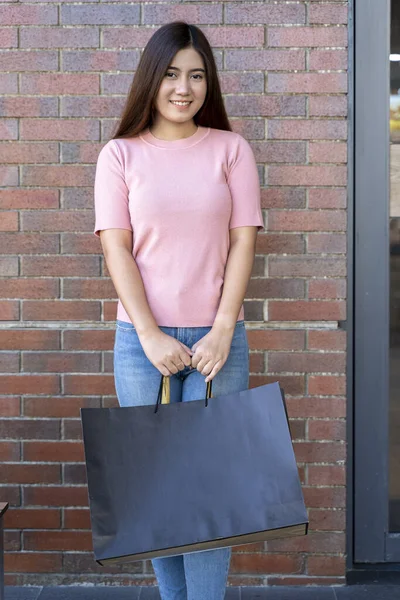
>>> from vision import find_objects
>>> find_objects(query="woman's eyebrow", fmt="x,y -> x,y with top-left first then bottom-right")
167,66 -> 205,73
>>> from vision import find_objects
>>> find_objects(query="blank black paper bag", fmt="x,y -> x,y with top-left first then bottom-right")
81,380 -> 308,565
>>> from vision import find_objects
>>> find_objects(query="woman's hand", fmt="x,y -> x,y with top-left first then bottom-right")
191,325 -> 235,382
138,328 -> 193,377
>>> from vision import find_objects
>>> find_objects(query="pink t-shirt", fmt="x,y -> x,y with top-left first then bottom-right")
94,125 -> 264,327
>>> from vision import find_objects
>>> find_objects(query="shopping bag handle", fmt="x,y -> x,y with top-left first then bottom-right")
154,375 -> 212,413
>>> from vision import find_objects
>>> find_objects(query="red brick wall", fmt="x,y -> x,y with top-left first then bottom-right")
0,0 -> 348,587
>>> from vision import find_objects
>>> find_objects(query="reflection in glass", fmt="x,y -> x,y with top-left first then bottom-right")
389,0 -> 400,532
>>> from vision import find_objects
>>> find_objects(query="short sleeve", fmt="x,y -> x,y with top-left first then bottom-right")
93,140 -> 133,237
227,135 -> 264,231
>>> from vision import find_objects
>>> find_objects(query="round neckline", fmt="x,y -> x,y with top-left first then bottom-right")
139,125 -> 210,149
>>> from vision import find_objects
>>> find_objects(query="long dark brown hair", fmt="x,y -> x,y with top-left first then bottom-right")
111,21 -> 232,140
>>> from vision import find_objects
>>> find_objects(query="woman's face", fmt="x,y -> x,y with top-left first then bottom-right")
153,47 -> 207,126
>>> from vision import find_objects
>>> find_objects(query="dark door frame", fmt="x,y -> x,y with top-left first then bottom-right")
348,0 -> 400,582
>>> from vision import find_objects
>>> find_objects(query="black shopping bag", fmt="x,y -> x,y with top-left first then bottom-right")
81,379 -> 308,565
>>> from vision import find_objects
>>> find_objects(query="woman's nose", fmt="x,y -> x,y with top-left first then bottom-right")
175,78 -> 190,94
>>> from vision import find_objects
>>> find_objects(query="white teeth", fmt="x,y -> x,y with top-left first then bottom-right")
171,101 -> 191,106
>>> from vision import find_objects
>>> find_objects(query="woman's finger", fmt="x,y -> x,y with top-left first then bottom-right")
205,360 -> 222,383
201,360 -> 214,376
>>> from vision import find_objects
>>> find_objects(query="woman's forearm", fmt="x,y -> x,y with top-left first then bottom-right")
103,245 -> 159,337
213,230 -> 257,332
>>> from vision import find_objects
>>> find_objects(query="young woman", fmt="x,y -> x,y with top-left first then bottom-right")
94,21 -> 263,600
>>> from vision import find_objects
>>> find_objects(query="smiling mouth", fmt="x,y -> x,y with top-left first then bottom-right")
170,101 -> 192,106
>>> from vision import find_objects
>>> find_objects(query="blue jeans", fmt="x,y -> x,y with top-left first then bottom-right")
113,319 -> 250,600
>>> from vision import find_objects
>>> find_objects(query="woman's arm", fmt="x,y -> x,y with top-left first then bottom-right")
191,226 -> 258,381
100,229 -> 193,375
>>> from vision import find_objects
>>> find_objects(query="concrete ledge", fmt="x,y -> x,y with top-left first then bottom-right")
4,585 -> 398,600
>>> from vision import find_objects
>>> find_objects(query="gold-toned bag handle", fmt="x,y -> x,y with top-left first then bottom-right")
154,376 -> 212,412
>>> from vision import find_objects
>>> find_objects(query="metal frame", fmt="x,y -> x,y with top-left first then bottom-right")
352,0 -> 400,566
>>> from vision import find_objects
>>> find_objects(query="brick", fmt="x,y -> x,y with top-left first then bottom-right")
261,188 -> 306,209
309,96 -> 347,118
0,189 -> 59,209
0,419 -> 59,440
225,3 -> 305,24
249,352 -> 264,373
5,553 -> 63,573
63,279 -> 117,300
0,397 -> 20,417
23,441 -> 85,463
226,95 -> 306,118
268,166 -> 346,186
267,532 -> 345,555
63,509 -> 91,530
5,508 -> 61,530
0,142 -> 58,162
0,74 -> 17,94
308,188 -> 347,210
24,531 -> 92,552
0,278 -> 59,300
309,279 -> 346,299
251,256 -> 265,277
0,256 -> 18,276
0,27 -> 18,48
62,50 -> 140,72
22,256 -> 100,277
0,233 -> 59,254
22,165 -> 95,187
294,442 -> 345,464
6,531 -> 21,552
257,233 -> 305,254
22,210 -> 93,232
286,397 -> 346,419
0,211 -> 18,231
307,555 -> 345,576
0,464 -> 60,485
63,330 -> 114,350
0,486 -> 20,507
0,166 -> 18,186
20,27 -> 99,49
248,278 -> 304,299
308,419 -> 346,441
21,73 -> 100,95
23,396 -> 100,418
103,352 -> 113,373
309,509 -> 345,532
64,464 -> 87,485
0,6 -> 57,25
269,300 -> 345,322
22,352 -> 101,373
268,211 -> 346,232
61,5 -> 140,25
226,49 -> 305,70
308,330 -> 346,351
269,120 -> 347,141
220,73 -> 264,95
23,301 -> 101,321
20,119 -> 99,142
0,50 -> 57,72
309,375 -> 346,396
250,375 -> 305,396
268,26 -> 347,48
61,234 -> 101,257
63,420 -> 83,441
62,188 -> 94,209
24,486 -> 88,507
0,120 -> 18,140
0,376 -> 59,395
247,330 -> 305,351
309,49 -> 348,71
303,486 -> 346,509
251,142 -> 306,164
0,301 -> 19,320
0,441 -> 19,461
309,4 -> 348,25
269,352 -> 345,374
143,4 -> 222,25
63,374 -> 115,395
61,97 -> 126,118
0,330 -> 60,351
268,73 -> 347,94
230,553 -> 303,575
244,301 -> 264,321
269,257 -> 346,278
0,353 -> 19,373
309,142 -> 347,164
103,301 -> 118,321
308,233 -> 346,253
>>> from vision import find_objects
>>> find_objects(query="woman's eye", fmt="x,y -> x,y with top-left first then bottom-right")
166,72 -> 176,78
192,74 -> 203,80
